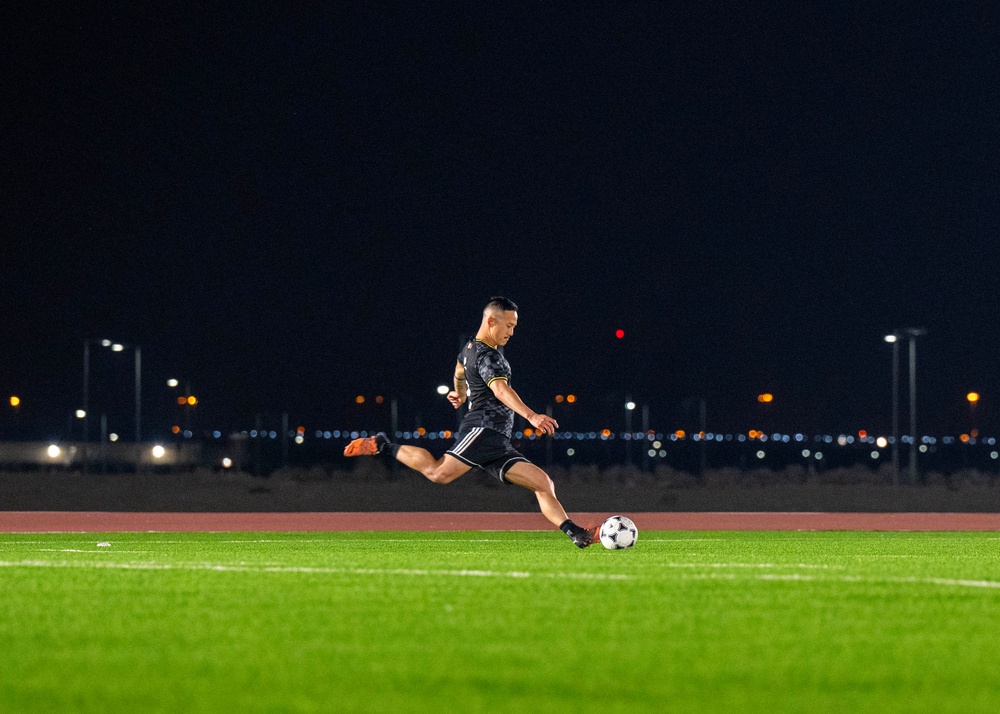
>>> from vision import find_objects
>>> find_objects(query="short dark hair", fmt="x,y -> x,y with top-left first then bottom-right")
485,296 -> 518,314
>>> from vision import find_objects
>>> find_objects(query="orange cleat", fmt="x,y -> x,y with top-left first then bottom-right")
344,435 -> 380,457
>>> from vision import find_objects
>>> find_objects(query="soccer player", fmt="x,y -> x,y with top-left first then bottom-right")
344,296 -> 597,548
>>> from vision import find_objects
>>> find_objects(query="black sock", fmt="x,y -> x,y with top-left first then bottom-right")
375,433 -> 399,460
559,519 -> 582,537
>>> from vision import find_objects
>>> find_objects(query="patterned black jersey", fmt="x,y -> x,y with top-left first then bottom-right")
458,339 -> 514,438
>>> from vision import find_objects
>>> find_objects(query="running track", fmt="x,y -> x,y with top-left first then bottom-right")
2,512 -> 1000,532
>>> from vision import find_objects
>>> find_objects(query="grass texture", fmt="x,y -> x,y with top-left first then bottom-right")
2,530 -> 1000,712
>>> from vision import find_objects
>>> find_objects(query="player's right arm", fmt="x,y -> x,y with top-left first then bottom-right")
488,379 -> 559,436
447,360 -> 467,409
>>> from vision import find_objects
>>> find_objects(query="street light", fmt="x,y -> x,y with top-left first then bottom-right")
884,333 -> 900,485
83,338 -> 142,445
885,328 -> 926,485
967,392 -> 980,435
624,397 -> 636,465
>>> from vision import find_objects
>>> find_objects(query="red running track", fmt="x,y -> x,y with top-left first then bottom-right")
2,512 -> 1000,532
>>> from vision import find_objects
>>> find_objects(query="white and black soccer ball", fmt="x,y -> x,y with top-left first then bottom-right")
599,515 -> 638,550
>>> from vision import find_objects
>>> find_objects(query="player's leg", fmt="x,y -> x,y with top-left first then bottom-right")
504,461 -> 596,547
344,433 -> 471,484
503,461 -> 568,525
395,448 -> 471,484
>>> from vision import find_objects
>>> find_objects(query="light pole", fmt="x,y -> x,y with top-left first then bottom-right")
885,328 -> 926,485
625,397 -> 636,465
884,334 -> 900,486
966,392 -> 980,434
84,339 -> 143,445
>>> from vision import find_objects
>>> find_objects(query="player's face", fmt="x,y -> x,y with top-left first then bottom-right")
490,311 -> 518,346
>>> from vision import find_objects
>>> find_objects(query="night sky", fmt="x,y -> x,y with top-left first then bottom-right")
4,3 -> 999,440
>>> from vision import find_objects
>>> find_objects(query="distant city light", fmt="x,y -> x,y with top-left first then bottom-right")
111,343 -> 124,352
967,392 -> 981,404
100,339 -> 112,347
151,445 -> 166,459
355,395 -> 365,404
884,334 -> 898,343
566,394 -> 576,403
109,433 -> 119,442
9,396 -> 19,407
186,396 -> 198,406
436,385 -> 449,395
167,379 -> 179,388
876,436 -> 888,448
625,401 -> 636,411
222,457 -> 233,468
757,393 -> 774,403
47,445 -> 61,458
75,409 -> 86,419
555,394 -> 564,403
615,329 -> 625,339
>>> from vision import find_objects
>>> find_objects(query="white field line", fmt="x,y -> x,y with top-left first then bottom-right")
663,562 -> 843,570
4,558 -> 1000,590
0,559 -> 629,580
683,572 -> 1000,590
32,549 -> 154,553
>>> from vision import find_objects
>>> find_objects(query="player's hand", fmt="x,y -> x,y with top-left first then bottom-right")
447,391 -> 466,409
528,412 -> 559,436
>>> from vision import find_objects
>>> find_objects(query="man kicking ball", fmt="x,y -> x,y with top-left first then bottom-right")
344,296 -> 596,547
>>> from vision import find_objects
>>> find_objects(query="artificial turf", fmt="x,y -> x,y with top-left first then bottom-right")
2,530 -> 1000,713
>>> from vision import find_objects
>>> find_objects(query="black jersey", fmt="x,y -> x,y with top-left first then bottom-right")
458,339 -> 515,438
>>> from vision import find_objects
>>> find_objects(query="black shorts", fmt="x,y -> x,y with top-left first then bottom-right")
444,427 -> 529,484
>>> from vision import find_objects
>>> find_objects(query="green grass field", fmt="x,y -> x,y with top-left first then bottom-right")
2,530 -> 1000,713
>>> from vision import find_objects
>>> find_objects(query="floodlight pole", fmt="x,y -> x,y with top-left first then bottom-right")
134,345 -> 142,444
624,395 -> 633,465
907,333 -> 919,485
889,336 -> 900,487
887,328 -> 926,485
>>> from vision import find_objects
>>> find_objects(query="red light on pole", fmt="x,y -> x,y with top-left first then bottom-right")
615,329 -> 625,339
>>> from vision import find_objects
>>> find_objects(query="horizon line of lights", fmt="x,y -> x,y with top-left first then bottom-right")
44,427 -> 993,448
221,428 -> 998,448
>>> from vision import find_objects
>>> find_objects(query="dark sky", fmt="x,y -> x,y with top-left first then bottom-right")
3,2 -> 999,439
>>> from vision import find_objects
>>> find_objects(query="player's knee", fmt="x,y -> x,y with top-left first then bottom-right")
519,472 -> 555,496
540,474 -> 556,497
426,466 -> 458,485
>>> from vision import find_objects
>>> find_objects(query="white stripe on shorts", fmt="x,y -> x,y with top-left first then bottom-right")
450,427 -> 484,456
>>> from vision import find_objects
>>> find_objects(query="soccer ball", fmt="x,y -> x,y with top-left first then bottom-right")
599,515 -> 638,550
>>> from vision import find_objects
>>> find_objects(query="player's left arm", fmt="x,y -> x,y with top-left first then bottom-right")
488,379 -> 559,435
447,360 -> 467,409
